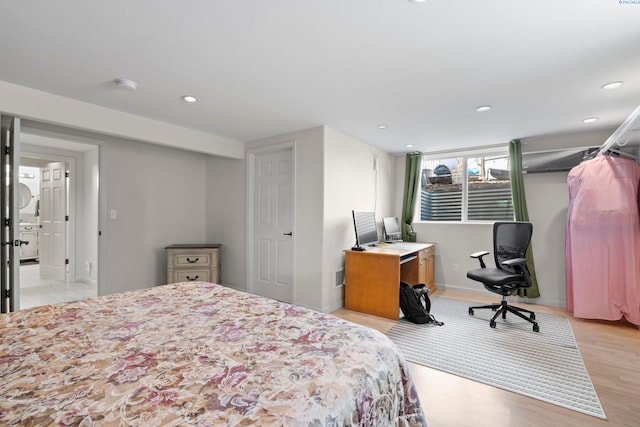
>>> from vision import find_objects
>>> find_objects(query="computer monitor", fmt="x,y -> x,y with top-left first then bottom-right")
352,211 -> 379,250
382,217 -> 402,241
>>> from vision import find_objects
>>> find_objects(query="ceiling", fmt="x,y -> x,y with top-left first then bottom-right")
1,0 -> 640,154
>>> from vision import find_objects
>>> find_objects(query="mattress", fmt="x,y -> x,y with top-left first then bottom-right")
0,282 -> 426,426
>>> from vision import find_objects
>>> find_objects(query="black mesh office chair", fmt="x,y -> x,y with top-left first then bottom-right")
467,222 -> 539,332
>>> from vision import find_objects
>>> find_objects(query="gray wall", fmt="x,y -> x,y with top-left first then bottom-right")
100,138 -> 208,294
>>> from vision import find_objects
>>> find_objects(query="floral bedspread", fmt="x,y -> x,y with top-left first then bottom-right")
0,282 -> 426,426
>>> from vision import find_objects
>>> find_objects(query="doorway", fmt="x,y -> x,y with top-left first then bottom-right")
18,140 -> 99,309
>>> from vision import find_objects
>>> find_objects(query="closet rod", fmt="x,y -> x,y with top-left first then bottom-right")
599,104 -> 640,154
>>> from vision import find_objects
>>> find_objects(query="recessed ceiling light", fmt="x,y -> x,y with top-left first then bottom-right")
378,125 -> 388,129
583,117 -> 598,123
601,81 -> 623,90
476,105 -> 492,112
410,0 -> 428,3
406,144 -> 415,148
182,95 -> 197,103
114,78 -> 138,91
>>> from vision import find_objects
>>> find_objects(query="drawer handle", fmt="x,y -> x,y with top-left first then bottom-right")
186,275 -> 199,281
186,257 -> 199,263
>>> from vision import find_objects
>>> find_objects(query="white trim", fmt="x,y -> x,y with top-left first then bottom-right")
416,148 -> 514,223
420,143 -> 508,159
0,81 -> 243,159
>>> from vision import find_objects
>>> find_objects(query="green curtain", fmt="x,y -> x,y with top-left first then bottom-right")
509,139 -> 540,298
401,152 -> 421,241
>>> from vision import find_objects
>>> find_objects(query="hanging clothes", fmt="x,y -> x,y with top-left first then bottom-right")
566,153 -> 640,325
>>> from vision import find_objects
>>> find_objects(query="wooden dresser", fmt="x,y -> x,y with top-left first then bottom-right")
165,244 -> 221,284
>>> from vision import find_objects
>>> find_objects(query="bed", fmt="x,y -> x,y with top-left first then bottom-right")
0,282 -> 427,426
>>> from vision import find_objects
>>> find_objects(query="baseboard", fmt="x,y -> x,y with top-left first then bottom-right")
79,277 -> 97,287
436,283 -> 566,308
436,284 -> 490,298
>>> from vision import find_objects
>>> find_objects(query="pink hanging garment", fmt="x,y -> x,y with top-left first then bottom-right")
566,154 -> 640,325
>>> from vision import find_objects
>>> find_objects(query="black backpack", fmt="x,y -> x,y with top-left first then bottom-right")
399,282 -> 444,326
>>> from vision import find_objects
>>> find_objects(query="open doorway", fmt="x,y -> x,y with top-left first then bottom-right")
19,138 -> 99,309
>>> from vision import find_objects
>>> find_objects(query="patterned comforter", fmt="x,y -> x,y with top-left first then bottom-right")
0,282 -> 426,426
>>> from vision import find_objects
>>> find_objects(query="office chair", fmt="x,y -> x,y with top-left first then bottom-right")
467,221 -> 539,332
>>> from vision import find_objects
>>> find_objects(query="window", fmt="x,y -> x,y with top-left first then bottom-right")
418,152 -> 514,222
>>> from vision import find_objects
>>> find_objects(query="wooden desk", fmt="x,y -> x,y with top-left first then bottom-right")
344,242 -> 436,320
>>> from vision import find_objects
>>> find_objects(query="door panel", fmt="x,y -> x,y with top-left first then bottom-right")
40,161 -> 67,281
253,147 -> 294,302
1,116 -> 21,312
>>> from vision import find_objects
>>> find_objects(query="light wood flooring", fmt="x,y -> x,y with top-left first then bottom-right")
332,289 -> 640,427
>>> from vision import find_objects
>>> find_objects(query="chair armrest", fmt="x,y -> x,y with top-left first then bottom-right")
470,251 -> 490,259
501,257 -> 531,285
501,257 -> 527,267
470,251 -> 490,268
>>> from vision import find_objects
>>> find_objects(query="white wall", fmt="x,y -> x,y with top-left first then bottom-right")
205,156 -> 246,288
323,127 -> 394,312
80,147 -> 99,285
407,176 -> 569,307
523,172 -> 570,306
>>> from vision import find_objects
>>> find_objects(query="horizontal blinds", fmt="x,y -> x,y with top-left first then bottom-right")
420,183 -> 514,221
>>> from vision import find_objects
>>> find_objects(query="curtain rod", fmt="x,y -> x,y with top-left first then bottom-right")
419,142 -> 508,158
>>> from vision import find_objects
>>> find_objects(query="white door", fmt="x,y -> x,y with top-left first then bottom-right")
1,115 -> 21,312
251,147 -> 294,302
40,162 -> 67,281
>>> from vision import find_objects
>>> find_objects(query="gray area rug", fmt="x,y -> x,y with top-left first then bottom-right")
386,296 -> 606,419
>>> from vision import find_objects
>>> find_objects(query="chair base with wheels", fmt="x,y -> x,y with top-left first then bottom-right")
468,296 -> 539,332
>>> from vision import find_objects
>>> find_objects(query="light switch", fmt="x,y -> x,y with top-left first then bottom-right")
110,210 -> 117,219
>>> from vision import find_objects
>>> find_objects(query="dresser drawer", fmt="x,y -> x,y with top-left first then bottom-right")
173,269 -> 211,283
174,252 -> 216,267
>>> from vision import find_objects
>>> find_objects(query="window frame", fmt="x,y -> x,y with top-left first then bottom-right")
415,147 -> 514,223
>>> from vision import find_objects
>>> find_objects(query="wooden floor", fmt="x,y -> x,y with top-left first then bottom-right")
332,289 -> 640,427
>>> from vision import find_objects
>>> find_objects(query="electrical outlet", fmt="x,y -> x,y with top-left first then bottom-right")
452,263 -> 459,273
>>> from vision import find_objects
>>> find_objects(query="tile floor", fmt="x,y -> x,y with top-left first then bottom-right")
19,264 -> 97,310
